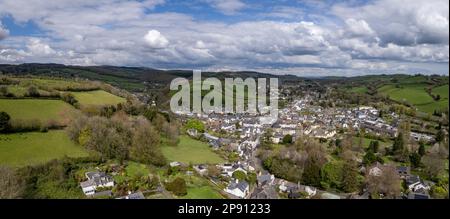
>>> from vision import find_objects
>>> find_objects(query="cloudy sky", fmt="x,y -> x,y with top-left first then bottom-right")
0,0 -> 448,76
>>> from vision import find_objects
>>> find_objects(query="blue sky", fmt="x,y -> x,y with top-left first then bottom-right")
0,0 -> 448,76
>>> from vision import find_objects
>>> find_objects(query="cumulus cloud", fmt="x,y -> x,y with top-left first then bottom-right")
0,0 -> 448,75
332,0 -> 449,45
144,30 -> 169,49
27,38 -> 56,55
345,19 -> 375,37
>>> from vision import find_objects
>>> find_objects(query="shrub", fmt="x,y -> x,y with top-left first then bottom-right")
165,177 -> 187,196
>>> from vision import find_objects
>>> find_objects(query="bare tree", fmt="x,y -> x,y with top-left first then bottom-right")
0,166 -> 23,199
422,154 -> 445,179
366,164 -> 401,198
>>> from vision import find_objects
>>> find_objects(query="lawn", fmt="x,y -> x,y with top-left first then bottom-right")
182,186 -> 224,199
70,90 -> 126,106
0,130 -> 89,167
353,137 -> 392,148
0,99 -> 76,124
161,135 -> 225,164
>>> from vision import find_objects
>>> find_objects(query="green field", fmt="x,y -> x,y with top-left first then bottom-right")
0,99 -> 76,124
182,186 -> 223,199
432,85 -> 449,100
0,130 -> 89,167
353,137 -> 392,149
70,90 -> 126,106
378,83 -> 448,113
161,136 -> 225,164
349,86 -> 368,94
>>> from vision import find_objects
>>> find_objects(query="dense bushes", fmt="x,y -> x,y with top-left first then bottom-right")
165,177 -> 187,196
66,113 -> 166,166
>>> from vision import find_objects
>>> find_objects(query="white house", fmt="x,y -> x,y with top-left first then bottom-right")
80,171 -> 115,196
224,180 -> 249,198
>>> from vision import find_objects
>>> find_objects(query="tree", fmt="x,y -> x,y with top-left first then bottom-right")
26,86 -> 40,97
302,157 -> 322,187
207,165 -> 220,178
131,118 -> 165,166
261,128 -> 273,149
341,160 -> 359,193
0,111 -> 10,133
232,170 -> 247,181
363,150 -> 377,166
282,134 -> 293,144
165,177 -> 187,196
435,129 -> 446,143
422,154 -> 445,179
186,119 -> 205,133
365,165 -> 401,198
418,142 -> 426,157
0,166 -> 23,198
0,86 -> 8,96
61,93 -> 79,106
392,132 -> 405,153
409,152 -> 421,168
368,140 -> 379,153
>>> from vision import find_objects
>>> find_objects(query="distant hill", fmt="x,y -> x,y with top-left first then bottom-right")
0,63 -> 302,92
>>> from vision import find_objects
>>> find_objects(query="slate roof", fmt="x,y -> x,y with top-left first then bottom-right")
228,180 -> 249,193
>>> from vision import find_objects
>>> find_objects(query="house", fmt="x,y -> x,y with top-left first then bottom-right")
251,186 -> 278,199
368,162 -> 383,177
193,164 -> 208,175
407,192 -> 430,199
406,175 -> 430,192
396,166 -> 410,179
118,191 -> 145,199
80,171 -> 115,196
169,161 -> 182,168
187,129 -> 199,138
224,180 -> 250,198
257,173 -> 275,187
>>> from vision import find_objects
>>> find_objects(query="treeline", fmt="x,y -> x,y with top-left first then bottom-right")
0,111 -> 63,133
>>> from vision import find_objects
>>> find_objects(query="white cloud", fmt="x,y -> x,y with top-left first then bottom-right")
0,21 -> 9,40
0,0 -> 447,75
26,38 -> 56,55
332,0 -> 449,45
144,30 -> 169,49
345,19 -> 375,37
206,0 -> 246,15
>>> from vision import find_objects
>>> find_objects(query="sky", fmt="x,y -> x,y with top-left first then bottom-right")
0,0 -> 448,76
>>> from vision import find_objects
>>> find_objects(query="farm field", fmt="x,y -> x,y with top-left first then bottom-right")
432,84 -> 449,100
161,135 -> 225,164
70,90 -> 125,106
0,130 -> 89,167
349,86 -> 368,94
378,84 -> 433,105
0,99 -> 76,124
378,83 -> 448,113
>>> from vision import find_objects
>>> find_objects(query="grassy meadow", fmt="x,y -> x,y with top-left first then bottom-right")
70,90 -> 126,106
0,130 -> 89,167
0,99 -> 76,124
161,135 -> 225,164
378,83 -> 448,113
